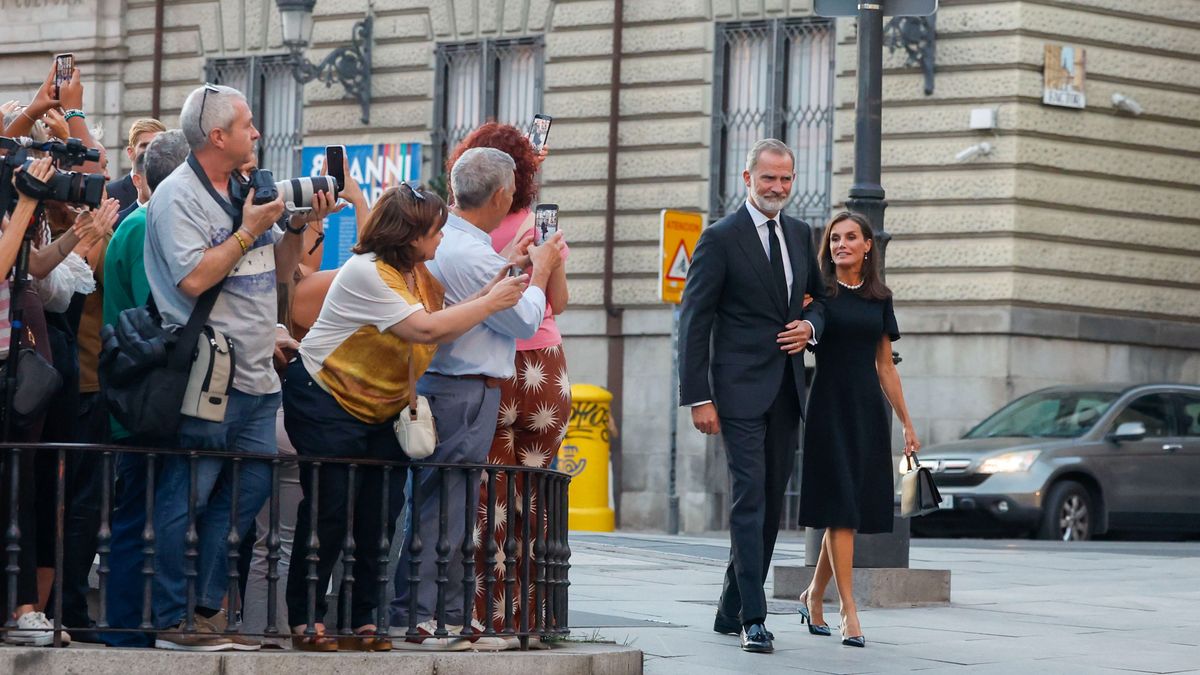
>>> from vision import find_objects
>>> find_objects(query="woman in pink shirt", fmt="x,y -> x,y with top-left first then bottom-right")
446,123 -> 569,647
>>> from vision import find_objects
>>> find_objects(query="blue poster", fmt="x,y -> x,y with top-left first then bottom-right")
300,143 -> 422,270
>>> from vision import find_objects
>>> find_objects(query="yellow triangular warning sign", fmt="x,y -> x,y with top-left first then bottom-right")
666,241 -> 690,281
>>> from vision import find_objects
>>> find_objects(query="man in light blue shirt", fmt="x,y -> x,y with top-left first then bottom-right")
390,147 -> 563,648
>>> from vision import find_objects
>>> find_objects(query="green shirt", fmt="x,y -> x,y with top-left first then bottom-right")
103,205 -> 150,439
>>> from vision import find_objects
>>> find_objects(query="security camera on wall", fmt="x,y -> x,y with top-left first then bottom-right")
1111,93 -> 1144,116
954,142 -> 993,162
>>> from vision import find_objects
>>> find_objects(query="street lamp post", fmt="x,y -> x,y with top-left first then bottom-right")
772,0 -> 949,606
846,3 -> 890,271
276,0 -> 373,124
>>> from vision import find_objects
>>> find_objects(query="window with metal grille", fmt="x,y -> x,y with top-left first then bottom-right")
206,55 -> 302,177
710,19 -> 835,224
432,37 -> 544,179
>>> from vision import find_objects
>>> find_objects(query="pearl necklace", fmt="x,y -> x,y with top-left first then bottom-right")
837,278 -> 864,290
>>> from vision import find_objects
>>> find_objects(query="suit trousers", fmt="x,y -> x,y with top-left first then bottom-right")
716,359 -> 801,626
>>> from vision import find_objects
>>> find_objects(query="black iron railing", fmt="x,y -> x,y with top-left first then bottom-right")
0,443 -> 571,650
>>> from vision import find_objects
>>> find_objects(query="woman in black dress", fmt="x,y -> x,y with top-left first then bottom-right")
795,212 -> 920,648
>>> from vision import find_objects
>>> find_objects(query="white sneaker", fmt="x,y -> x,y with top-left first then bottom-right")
462,620 -> 517,651
388,620 -> 470,651
5,611 -> 71,647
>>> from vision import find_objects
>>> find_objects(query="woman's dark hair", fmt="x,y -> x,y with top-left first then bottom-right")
817,211 -> 891,300
352,184 -> 448,271
445,122 -> 539,213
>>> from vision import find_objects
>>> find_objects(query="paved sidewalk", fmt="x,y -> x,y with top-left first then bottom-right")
568,532 -> 1200,675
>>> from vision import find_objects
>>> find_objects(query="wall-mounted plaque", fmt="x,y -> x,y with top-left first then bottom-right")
1043,44 -> 1086,109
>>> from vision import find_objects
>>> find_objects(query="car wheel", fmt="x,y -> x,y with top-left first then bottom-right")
1038,480 -> 1094,542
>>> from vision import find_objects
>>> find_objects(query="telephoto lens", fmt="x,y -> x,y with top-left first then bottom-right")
277,176 -> 339,213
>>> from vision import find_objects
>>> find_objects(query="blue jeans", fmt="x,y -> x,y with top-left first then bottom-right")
102,442 -> 155,647
153,390 -> 281,629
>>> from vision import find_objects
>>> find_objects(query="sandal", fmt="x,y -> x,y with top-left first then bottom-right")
337,626 -> 392,652
291,623 -> 338,652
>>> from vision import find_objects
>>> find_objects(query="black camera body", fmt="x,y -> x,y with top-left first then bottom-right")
0,136 -> 105,214
248,168 -> 278,205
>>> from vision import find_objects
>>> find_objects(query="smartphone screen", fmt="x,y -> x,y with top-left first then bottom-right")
530,114 -> 553,154
534,204 -> 559,245
325,145 -> 346,190
54,53 -> 74,99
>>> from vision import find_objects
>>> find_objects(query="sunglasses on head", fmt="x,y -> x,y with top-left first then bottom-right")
197,84 -> 220,138
401,181 -> 426,202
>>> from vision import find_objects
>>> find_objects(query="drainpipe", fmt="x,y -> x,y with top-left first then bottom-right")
602,0 -> 625,526
151,0 -> 165,119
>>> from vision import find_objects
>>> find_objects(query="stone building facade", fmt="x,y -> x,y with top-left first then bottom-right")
2,0 -> 1197,532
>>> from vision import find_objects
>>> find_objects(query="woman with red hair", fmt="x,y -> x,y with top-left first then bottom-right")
446,122 -> 569,649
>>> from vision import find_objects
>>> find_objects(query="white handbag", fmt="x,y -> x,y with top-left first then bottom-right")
394,354 -> 437,459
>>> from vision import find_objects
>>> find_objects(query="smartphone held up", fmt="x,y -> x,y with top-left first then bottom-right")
54,53 -> 74,99
325,145 -> 346,190
529,114 -> 552,154
534,203 -> 559,246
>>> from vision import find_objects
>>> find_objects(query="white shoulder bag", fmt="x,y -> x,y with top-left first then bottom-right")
394,353 -> 438,459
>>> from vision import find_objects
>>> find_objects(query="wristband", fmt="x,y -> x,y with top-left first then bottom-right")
231,230 -> 249,254
285,220 -> 307,235
20,109 -> 37,124
63,109 -> 85,122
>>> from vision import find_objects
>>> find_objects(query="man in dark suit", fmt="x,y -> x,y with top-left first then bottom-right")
106,117 -> 165,211
678,138 -> 826,653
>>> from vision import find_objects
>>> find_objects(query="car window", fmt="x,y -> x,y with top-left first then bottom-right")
965,391 -> 1118,439
1110,394 -> 1174,437
1179,394 -> 1200,437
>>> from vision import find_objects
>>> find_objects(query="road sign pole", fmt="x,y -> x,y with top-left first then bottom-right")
667,306 -> 681,535
660,210 -> 703,535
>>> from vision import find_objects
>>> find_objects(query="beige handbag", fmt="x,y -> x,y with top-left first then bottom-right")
394,353 -> 437,459
899,455 -> 942,518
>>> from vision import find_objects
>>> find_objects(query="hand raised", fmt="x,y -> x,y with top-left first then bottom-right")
528,230 -> 564,271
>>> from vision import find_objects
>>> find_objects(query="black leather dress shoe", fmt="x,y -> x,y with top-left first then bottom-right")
714,615 -> 741,635
740,623 -> 774,653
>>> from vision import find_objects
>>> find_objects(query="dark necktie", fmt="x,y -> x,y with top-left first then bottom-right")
766,219 -> 788,305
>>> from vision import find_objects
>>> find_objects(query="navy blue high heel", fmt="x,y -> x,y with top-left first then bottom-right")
840,613 -> 865,647
798,592 -> 831,637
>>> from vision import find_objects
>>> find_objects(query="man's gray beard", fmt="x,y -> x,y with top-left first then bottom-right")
752,194 -> 788,213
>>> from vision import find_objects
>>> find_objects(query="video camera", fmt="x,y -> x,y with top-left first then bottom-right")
232,168 -> 339,214
0,136 -> 105,215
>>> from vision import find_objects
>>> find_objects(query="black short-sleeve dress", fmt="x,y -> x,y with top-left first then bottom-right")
799,287 -> 901,534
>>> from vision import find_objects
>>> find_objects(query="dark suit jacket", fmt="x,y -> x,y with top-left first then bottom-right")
107,173 -> 137,212
678,205 -> 826,420
114,199 -> 140,231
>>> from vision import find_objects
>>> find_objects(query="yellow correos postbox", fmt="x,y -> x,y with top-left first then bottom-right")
556,384 -> 616,532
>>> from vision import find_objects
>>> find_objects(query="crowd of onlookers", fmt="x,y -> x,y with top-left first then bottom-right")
1,58 -> 570,653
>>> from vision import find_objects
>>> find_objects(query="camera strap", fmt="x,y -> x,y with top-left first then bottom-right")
166,154 -> 246,373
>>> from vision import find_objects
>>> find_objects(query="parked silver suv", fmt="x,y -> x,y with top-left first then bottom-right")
908,384 -> 1200,541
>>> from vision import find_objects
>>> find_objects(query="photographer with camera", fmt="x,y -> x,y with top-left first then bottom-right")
0,156 -> 65,647
142,84 -> 338,651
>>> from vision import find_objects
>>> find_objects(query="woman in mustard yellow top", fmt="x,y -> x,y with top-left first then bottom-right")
282,185 -> 527,651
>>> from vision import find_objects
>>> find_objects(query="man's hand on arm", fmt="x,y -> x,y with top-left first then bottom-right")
691,402 -> 721,436
777,319 -> 814,354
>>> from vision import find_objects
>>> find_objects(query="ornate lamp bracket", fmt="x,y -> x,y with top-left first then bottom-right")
289,14 -> 373,124
884,14 -> 936,96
